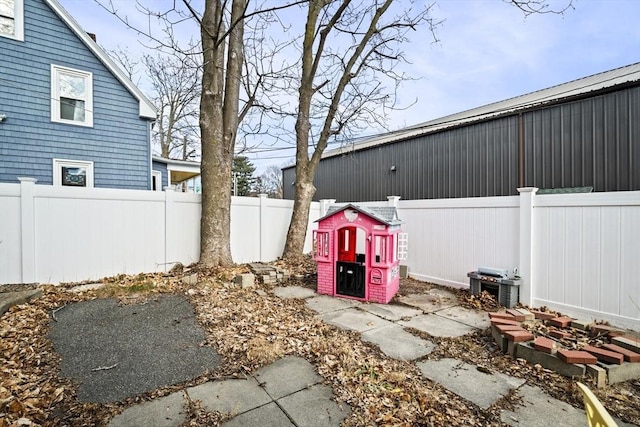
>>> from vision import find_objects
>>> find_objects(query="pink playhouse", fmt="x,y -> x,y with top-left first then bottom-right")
313,204 -> 405,304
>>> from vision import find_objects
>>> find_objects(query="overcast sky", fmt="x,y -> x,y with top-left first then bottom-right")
57,0 -> 640,170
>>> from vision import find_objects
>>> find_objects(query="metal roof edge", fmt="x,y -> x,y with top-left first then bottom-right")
45,0 -> 157,119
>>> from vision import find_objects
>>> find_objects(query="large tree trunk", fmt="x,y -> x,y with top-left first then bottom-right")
199,0 -> 245,267
283,175 -> 315,257
282,0 -> 323,260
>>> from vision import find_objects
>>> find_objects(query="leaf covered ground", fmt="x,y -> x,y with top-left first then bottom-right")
1,260 -> 639,426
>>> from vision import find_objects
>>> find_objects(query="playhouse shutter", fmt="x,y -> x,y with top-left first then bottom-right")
397,233 -> 408,261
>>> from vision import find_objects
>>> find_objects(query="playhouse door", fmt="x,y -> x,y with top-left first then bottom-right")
337,227 -> 356,262
336,262 -> 365,298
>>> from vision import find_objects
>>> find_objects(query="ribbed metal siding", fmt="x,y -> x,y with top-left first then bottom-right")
523,87 -> 639,192
284,116 -> 519,201
284,86 -> 639,201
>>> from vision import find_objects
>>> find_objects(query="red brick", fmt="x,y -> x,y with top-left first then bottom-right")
488,312 -> 516,320
602,344 -> 640,363
504,330 -> 534,342
494,324 -> 526,334
534,337 -> 557,354
549,330 -> 573,340
506,309 -> 526,322
548,316 -> 573,328
583,345 -> 624,365
557,350 -> 598,364
531,310 -> 556,320
490,318 -> 521,327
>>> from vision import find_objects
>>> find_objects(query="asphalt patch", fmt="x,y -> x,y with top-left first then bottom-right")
48,295 -> 219,403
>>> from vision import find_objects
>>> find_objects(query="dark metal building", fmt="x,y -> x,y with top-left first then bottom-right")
283,63 -> 640,202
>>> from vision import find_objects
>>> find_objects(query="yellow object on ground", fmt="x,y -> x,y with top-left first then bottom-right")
576,382 -> 618,427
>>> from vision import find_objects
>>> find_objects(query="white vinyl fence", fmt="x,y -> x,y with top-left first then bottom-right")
2,178 -> 638,328
344,190 -> 639,329
0,178 -> 319,285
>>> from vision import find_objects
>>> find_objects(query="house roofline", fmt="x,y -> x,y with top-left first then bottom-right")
152,156 -> 201,169
46,0 -> 157,120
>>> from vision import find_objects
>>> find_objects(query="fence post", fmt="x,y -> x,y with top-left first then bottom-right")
18,177 -> 37,283
517,187 -> 538,306
259,194 -> 268,261
319,199 -> 335,217
164,187 -> 175,272
387,196 -> 401,207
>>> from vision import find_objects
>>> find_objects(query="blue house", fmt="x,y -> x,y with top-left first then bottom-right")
0,0 -> 157,190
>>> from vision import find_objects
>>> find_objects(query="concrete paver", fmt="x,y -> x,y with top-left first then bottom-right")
500,384 -> 585,427
359,303 -> 422,321
254,356 -> 322,400
361,324 -> 435,360
321,308 -> 394,332
277,384 -> 351,427
398,292 -> 457,313
221,402 -> 294,427
273,286 -> 317,299
186,377 -> 271,415
399,313 -> 477,337
305,295 -> 359,314
417,358 -> 525,409
67,283 -> 105,293
435,306 -> 490,329
108,392 -> 186,427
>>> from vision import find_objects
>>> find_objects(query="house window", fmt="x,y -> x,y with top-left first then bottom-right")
0,0 -> 23,41
51,65 -> 93,127
53,159 -> 94,188
152,170 -> 162,191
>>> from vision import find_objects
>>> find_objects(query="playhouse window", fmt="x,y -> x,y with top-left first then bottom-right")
313,230 -> 330,261
372,234 -> 390,266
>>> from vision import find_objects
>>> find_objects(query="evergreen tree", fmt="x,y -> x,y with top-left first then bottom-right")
232,156 -> 256,196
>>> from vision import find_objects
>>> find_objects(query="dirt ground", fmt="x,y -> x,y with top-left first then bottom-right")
1,259 -> 638,426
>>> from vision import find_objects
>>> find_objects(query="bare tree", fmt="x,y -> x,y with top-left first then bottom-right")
144,53 -> 201,160
106,47 -> 201,160
255,164 -> 284,198
281,0 -> 575,259
96,0 -> 304,267
282,0 -> 437,258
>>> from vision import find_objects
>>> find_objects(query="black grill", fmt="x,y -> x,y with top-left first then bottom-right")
467,269 -> 521,308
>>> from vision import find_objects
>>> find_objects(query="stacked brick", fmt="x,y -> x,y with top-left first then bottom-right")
489,309 -> 640,386
248,263 -> 291,285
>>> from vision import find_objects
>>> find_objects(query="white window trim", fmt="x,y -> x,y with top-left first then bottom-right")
51,64 -> 94,127
0,0 -> 24,41
152,170 -> 162,191
53,158 -> 94,188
